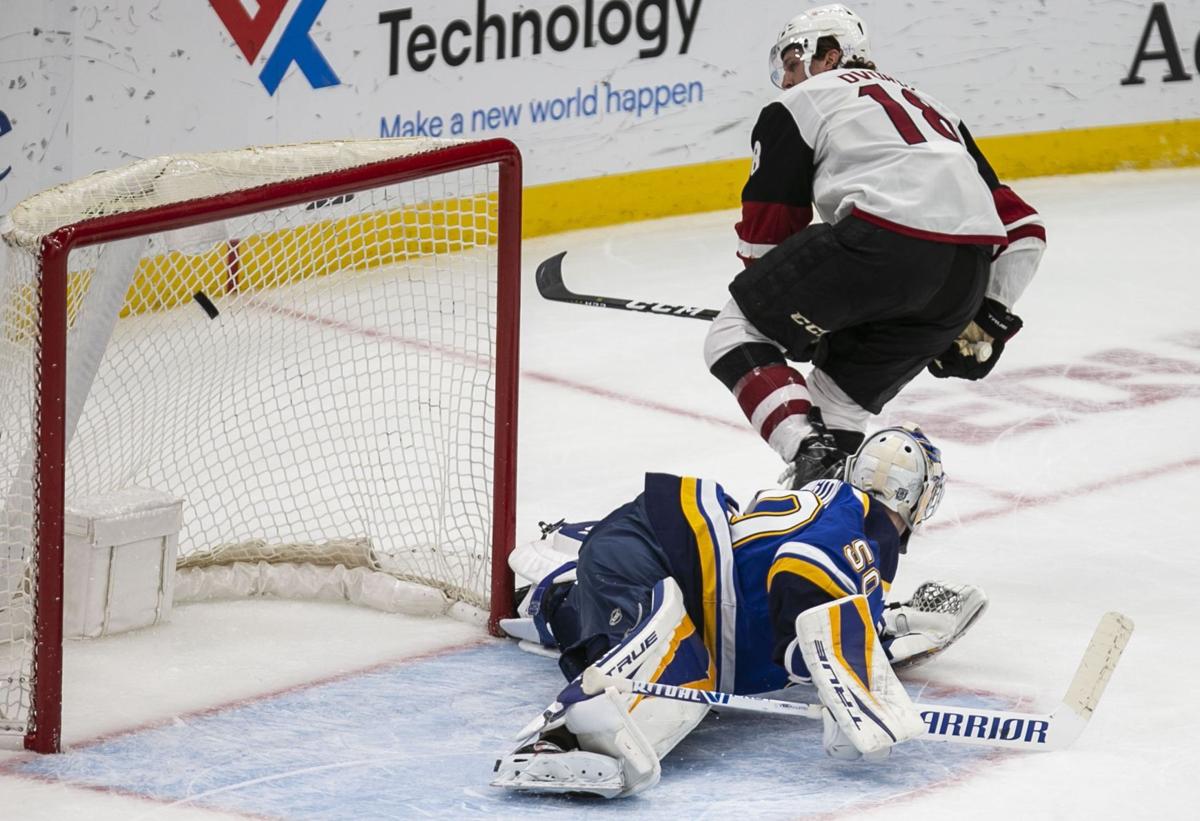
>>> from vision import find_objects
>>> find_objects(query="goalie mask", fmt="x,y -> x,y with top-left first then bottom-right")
769,4 -> 871,88
844,424 -> 944,531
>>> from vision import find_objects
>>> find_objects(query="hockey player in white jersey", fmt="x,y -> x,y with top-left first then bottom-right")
493,425 -> 987,798
704,4 -> 1047,488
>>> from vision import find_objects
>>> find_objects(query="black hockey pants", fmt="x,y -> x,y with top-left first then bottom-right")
729,215 -> 990,414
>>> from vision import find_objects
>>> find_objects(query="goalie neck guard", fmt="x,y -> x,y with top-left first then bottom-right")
844,424 -> 944,531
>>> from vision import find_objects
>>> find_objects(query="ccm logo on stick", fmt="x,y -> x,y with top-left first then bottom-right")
626,300 -> 707,317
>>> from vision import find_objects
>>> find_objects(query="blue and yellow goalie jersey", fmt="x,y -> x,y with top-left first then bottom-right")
641,473 -> 902,695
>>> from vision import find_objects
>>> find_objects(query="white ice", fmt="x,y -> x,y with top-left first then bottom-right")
3,167 -> 1199,819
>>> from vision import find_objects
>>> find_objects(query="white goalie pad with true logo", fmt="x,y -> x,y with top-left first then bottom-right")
493,577 -> 713,798
796,595 -> 926,755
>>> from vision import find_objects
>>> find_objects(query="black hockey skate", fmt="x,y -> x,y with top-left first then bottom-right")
779,407 -> 852,490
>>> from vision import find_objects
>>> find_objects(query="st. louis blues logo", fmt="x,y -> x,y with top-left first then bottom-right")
210,0 -> 339,95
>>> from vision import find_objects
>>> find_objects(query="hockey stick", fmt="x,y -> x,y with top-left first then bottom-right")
535,252 -> 720,321
582,611 -> 1133,752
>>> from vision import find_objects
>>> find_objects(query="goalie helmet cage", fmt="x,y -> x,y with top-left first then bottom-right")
0,138 -> 522,753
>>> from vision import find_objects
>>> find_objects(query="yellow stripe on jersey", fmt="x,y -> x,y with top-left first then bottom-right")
767,556 -> 855,599
679,477 -> 719,688
852,488 -> 870,513
830,596 -> 881,708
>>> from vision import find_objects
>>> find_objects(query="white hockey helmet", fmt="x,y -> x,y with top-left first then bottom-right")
769,4 -> 871,87
844,424 -> 944,530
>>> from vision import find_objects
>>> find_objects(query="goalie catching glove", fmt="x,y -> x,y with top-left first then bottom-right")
928,298 -> 1022,381
883,581 -> 989,670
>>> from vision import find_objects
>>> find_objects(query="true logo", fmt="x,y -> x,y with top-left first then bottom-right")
210,0 -> 340,95
613,631 -> 658,674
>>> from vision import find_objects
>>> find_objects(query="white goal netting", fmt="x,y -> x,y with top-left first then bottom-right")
0,138 -> 520,748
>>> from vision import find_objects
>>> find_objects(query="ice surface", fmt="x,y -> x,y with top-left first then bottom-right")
10,643 -> 1011,819
3,167 -> 1199,818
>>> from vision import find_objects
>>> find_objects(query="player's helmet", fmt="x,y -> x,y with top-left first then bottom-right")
769,4 -> 871,88
844,424 -> 944,530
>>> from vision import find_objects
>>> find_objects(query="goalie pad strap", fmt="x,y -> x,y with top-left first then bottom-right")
528,560 -> 578,647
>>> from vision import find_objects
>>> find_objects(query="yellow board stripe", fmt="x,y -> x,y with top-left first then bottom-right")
521,118 -> 1200,238
678,477 -> 719,689
767,556 -> 854,599
12,196 -> 497,337
523,158 -> 749,238
50,119 -> 1196,333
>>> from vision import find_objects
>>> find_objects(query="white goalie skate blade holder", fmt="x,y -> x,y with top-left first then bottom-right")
492,748 -> 624,798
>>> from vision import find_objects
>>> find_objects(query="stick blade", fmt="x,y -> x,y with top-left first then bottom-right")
534,251 -> 570,300
1062,611 -> 1134,719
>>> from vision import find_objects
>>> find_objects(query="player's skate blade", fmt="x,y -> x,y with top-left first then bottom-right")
492,744 -> 624,798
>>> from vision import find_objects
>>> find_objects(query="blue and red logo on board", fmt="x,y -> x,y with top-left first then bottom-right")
209,0 -> 339,95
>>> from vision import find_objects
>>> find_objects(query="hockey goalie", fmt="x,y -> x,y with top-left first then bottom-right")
492,424 -> 988,798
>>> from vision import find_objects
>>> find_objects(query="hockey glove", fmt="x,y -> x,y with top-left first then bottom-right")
883,581 -> 989,670
927,299 -> 1023,381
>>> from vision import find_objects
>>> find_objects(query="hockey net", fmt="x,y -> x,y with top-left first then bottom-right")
0,138 -> 521,751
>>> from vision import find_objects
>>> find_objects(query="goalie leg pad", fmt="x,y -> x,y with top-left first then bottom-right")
508,520 -> 593,587
579,577 -> 713,757
797,595 -> 926,757
522,577 -> 712,797
564,687 -> 661,796
499,561 -> 577,648
501,520 -> 594,648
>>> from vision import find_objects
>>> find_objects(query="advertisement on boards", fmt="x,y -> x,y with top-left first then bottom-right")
0,1 -> 1198,216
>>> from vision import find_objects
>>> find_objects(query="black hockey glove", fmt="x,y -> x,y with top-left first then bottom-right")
927,299 -> 1023,381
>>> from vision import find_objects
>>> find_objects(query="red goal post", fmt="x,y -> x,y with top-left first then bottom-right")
0,138 -> 522,753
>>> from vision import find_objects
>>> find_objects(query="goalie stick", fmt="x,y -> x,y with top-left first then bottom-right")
535,252 -> 720,321
581,611 -> 1133,752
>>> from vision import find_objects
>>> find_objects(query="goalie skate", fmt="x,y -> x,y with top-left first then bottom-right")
492,740 -> 624,798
